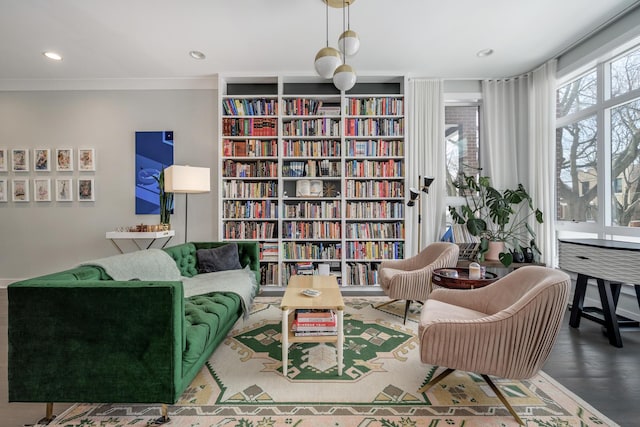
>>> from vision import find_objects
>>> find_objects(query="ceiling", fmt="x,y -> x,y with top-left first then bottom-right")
1,0 -> 639,85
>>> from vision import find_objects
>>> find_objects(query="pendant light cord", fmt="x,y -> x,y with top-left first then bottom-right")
325,0 -> 329,47
342,0 -> 347,63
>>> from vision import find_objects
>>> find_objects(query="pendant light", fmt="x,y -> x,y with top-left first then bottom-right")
338,1 -> 359,56
314,0 -> 341,79
333,0 -> 356,91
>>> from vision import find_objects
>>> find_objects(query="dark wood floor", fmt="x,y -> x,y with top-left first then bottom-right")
2,288 -> 638,426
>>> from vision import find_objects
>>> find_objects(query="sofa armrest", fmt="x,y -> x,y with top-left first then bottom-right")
8,280 -> 184,404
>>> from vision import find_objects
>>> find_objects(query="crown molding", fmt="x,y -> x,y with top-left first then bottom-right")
0,77 -> 218,91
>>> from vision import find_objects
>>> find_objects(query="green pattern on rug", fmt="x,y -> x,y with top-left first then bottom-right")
45,297 -> 618,427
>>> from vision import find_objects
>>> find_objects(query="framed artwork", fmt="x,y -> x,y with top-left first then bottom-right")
12,178 -> 29,202
34,178 -> 51,202
135,131 -> 174,214
33,148 -> 51,171
12,149 -> 29,172
56,148 -> 73,171
0,148 -> 7,172
78,178 -> 95,201
0,179 -> 7,202
56,178 -> 73,202
78,148 -> 95,171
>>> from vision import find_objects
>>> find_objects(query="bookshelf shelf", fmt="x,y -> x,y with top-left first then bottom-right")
219,76 -> 406,288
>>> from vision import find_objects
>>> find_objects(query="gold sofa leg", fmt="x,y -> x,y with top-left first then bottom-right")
151,404 -> 171,425
36,402 -> 56,425
418,370 -> 525,426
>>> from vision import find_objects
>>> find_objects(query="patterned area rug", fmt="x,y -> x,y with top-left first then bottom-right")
47,296 -> 617,427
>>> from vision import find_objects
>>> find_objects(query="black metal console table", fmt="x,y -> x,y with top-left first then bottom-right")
558,238 -> 640,347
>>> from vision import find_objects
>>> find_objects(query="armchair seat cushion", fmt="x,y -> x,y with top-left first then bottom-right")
420,299 -> 487,325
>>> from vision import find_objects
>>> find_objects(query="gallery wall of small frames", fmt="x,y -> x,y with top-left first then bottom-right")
0,148 -> 96,203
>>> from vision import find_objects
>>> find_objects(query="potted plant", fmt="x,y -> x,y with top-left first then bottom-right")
153,169 -> 173,228
448,173 -> 543,267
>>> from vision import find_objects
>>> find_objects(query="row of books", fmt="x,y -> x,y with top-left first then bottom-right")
344,159 -> 404,178
346,262 -> 379,286
346,97 -> 404,116
345,241 -> 404,260
223,221 -> 278,239
292,309 -> 337,336
282,99 -> 341,116
223,180 -> 278,198
283,200 -> 341,219
222,160 -> 278,178
283,139 -> 341,157
347,139 -> 404,157
344,180 -> 404,198
345,201 -> 404,218
282,221 -> 341,239
223,139 -> 278,157
345,222 -> 404,240
283,118 -> 341,137
260,242 -> 279,261
223,200 -> 278,219
222,118 -> 277,136
260,262 -> 279,286
282,160 -> 340,178
282,242 -> 342,260
344,118 -> 404,137
222,98 -> 278,116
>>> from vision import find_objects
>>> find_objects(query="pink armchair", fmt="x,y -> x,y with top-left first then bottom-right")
417,265 -> 571,425
378,242 -> 459,323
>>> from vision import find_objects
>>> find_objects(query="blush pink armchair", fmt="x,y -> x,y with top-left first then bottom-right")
417,265 -> 570,425
378,242 -> 459,323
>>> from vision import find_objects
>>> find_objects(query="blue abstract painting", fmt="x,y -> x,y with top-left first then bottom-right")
135,131 -> 174,214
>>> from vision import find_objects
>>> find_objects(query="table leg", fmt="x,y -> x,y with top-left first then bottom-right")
597,278 -> 623,348
569,273 -> 588,328
336,308 -> 343,376
281,308 -> 289,376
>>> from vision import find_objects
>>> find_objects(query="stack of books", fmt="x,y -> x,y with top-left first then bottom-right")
292,309 -> 337,336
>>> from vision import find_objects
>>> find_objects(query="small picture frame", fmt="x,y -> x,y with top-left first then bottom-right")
12,178 -> 29,202
12,149 -> 29,172
34,178 -> 51,202
33,148 -> 51,171
78,148 -> 95,171
56,178 -> 73,202
0,179 -> 7,202
56,148 -> 73,171
78,178 -> 95,201
0,148 -> 7,172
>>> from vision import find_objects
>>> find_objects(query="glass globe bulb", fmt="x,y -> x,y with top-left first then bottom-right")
338,30 -> 360,56
314,47 -> 342,79
333,64 -> 357,91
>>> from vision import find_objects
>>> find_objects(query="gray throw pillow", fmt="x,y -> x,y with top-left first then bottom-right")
196,243 -> 242,274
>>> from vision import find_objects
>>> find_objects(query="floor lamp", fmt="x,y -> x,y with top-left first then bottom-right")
407,175 -> 434,250
163,165 -> 211,243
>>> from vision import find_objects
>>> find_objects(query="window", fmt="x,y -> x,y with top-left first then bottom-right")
445,104 -> 481,197
556,43 -> 640,230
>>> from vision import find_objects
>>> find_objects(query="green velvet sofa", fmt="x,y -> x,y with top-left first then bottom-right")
8,241 -> 260,420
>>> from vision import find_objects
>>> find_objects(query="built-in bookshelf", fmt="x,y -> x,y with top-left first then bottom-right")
219,76 -> 406,288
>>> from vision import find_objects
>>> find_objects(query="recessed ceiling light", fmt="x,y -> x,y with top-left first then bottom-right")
476,48 -> 494,58
43,51 -> 63,61
189,50 -> 206,60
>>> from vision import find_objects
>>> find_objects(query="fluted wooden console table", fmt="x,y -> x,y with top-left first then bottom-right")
558,238 -> 640,348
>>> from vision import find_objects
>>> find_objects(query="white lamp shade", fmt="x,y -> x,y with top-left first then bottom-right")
333,64 -> 357,91
314,47 -> 342,79
338,30 -> 360,56
163,165 -> 210,193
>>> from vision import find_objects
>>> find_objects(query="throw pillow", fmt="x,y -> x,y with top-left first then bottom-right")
196,243 -> 242,274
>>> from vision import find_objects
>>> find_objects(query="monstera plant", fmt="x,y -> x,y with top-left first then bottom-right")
448,173 -> 543,267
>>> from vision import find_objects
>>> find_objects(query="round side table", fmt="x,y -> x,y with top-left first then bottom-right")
432,267 -> 499,290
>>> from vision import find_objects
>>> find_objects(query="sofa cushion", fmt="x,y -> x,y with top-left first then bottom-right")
196,243 -> 242,274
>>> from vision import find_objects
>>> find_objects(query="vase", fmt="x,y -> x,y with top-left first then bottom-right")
485,241 -> 505,261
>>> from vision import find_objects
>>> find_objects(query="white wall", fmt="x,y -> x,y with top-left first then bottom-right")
0,89 -> 218,283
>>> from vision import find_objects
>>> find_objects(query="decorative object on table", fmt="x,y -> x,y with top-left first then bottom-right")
164,165 -> 210,243
33,148 -> 51,171
448,172 -> 543,267
78,148 -> 95,171
55,148 -> 73,171
406,175 -> 434,250
11,148 -> 29,172
431,267 -> 498,289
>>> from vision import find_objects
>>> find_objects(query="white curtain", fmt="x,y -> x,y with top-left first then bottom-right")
528,60 -> 557,267
408,79 -> 445,256
481,60 -> 557,265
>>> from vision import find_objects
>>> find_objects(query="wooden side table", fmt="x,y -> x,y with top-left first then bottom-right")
432,268 -> 499,289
